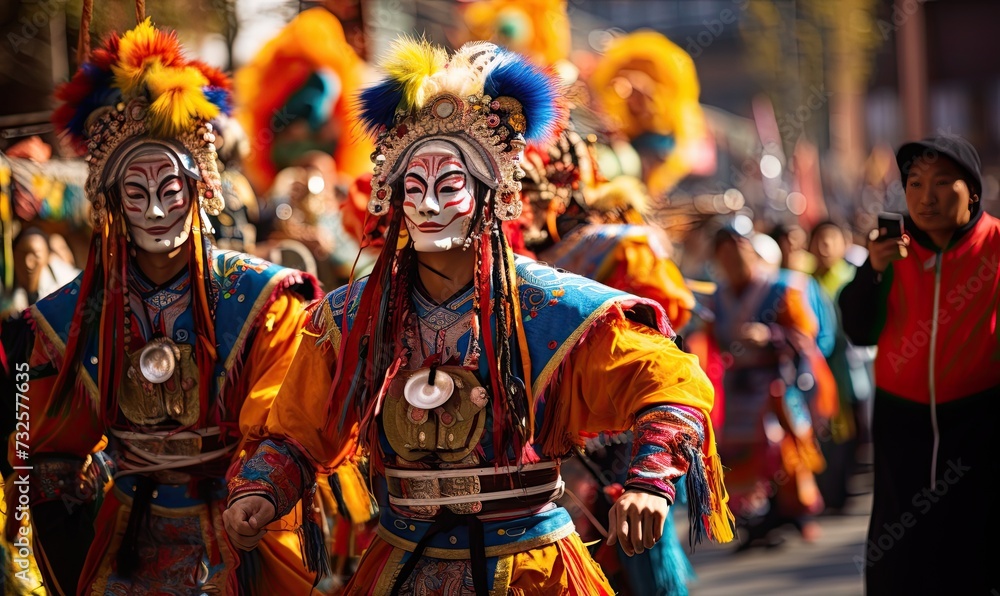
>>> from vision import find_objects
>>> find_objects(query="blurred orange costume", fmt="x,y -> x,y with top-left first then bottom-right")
537,180 -> 696,329
518,134 -> 696,330
459,0 -> 572,67
589,31 -> 713,199
235,7 -> 374,194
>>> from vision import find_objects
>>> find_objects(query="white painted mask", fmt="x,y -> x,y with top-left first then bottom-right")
402,141 -> 478,252
119,151 -> 194,254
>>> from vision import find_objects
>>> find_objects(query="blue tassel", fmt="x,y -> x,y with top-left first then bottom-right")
619,513 -> 696,596
299,496 -> 331,582
683,445 -> 712,548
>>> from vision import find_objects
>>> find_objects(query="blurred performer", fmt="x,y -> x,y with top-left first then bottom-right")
516,132 -> 700,595
224,39 -> 734,595
589,31 -> 714,200
46,233 -> 78,268
237,7 -> 374,288
519,131 -> 695,331
0,228 -> 79,320
710,227 -> 828,548
0,21 -> 322,594
236,7 -> 374,195
809,220 -> 875,454
206,114 -> 259,253
808,220 -> 875,507
769,223 -> 844,512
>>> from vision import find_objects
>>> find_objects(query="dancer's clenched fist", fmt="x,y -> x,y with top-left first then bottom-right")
607,490 -> 670,556
224,496 -> 276,551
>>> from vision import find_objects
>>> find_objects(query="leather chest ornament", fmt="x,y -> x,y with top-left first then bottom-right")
384,366 -> 489,463
121,338 -> 200,426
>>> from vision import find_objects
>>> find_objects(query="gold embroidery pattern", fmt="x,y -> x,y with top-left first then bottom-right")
313,299 -> 342,349
438,453 -> 483,515
384,367 -> 491,515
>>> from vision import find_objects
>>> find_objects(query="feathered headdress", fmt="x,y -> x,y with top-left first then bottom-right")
358,38 -> 566,221
52,18 -> 231,224
589,30 -> 702,139
519,127 -> 600,210
235,8 -> 374,193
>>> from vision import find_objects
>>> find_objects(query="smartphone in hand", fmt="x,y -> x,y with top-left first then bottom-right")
877,212 -> 904,239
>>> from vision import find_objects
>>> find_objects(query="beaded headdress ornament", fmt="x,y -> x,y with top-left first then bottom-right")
358,38 -> 565,222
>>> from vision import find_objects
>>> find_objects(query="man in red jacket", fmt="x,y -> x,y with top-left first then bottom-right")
839,134 -> 1000,594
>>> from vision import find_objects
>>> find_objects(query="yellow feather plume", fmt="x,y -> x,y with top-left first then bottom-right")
113,56 -> 161,97
145,63 -> 218,136
112,18 -> 186,98
381,36 -> 447,110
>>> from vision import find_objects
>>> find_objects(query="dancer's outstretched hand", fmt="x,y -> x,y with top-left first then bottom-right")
607,490 -> 669,556
224,496 -> 276,551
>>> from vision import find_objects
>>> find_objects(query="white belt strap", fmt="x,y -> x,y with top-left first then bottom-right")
388,477 -> 565,507
110,426 -> 233,479
384,460 -> 559,481
113,446 -> 235,479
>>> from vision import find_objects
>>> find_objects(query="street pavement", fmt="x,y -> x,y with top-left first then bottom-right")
680,473 -> 873,596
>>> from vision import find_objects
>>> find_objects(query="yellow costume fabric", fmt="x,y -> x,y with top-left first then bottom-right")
256,298 -> 713,473
540,224 -> 697,331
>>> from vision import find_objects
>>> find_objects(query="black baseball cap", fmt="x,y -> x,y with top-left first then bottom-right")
896,134 -> 982,197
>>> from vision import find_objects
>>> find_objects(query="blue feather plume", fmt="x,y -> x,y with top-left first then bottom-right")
203,86 -> 232,116
483,50 -> 562,142
356,79 -> 406,137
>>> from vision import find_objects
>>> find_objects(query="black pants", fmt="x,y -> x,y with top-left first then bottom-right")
865,390 -> 1000,595
32,500 -> 96,595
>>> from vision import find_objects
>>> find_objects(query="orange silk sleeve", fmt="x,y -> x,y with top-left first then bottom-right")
236,291 -> 312,447
254,301 -> 360,474
540,313 -> 714,454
